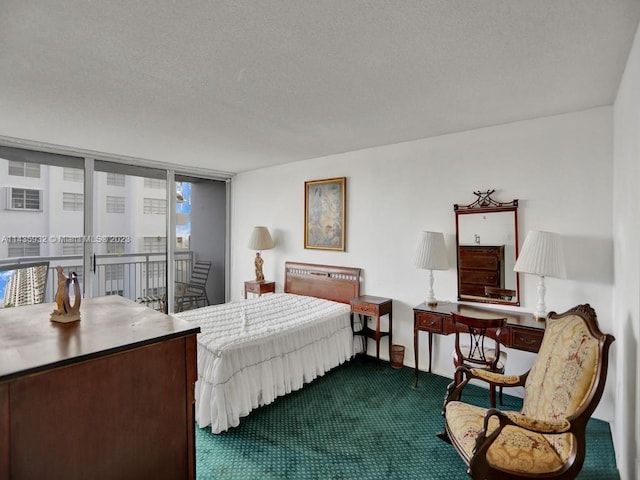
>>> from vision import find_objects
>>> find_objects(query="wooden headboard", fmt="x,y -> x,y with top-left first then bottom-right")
284,262 -> 361,304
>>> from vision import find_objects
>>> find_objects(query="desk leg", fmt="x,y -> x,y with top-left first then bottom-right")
375,315 -> 381,370
413,326 -> 419,387
388,311 -> 393,362
428,332 -> 433,373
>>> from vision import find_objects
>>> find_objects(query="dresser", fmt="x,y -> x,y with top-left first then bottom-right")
413,301 -> 544,387
458,244 -> 505,297
0,296 -> 200,480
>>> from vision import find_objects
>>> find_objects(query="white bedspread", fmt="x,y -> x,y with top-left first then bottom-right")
174,293 -> 355,433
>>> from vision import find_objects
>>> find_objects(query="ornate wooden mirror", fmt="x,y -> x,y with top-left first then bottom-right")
454,190 -> 520,306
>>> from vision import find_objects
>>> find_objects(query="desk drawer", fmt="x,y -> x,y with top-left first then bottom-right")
351,302 -> 380,316
511,327 -> 544,352
415,312 -> 444,333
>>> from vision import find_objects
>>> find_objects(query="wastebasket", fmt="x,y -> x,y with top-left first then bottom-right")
390,344 -> 405,369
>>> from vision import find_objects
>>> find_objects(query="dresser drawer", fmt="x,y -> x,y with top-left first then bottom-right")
459,254 -> 499,270
415,312 -> 444,333
511,327 -> 544,352
460,270 -> 499,285
351,301 -> 380,316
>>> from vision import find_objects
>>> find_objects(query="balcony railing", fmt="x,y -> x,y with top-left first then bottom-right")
0,251 -> 194,307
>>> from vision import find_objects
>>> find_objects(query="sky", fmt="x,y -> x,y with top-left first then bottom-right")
0,270 -> 15,307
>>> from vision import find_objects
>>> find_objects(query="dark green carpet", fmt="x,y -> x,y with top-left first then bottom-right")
195,359 -> 619,479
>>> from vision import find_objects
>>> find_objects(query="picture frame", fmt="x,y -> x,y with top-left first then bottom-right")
304,177 -> 346,251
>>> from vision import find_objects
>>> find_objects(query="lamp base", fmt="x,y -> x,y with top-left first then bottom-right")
254,252 -> 265,283
533,311 -> 547,322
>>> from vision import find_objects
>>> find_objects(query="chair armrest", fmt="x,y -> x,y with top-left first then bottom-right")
469,368 -> 527,388
483,409 -> 571,435
443,367 -> 528,415
175,282 -> 189,295
181,283 -> 206,296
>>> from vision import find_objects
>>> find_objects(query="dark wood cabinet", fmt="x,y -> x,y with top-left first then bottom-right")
458,245 -> 505,297
0,296 -> 200,480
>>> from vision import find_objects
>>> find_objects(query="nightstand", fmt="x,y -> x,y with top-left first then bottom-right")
350,295 -> 393,369
244,280 -> 276,299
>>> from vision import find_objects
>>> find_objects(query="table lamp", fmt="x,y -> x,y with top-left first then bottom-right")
413,231 -> 448,306
514,230 -> 566,320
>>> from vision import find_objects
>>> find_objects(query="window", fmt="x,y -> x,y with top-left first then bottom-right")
63,168 -> 83,182
143,198 -> 166,215
8,161 -> 40,178
105,264 -> 125,281
144,178 -> 166,189
106,240 -> 126,254
143,236 -> 166,253
7,188 -> 42,210
62,242 -> 83,255
106,196 -> 125,214
105,289 -> 124,297
63,192 -> 84,211
106,173 -> 125,186
7,239 -> 41,257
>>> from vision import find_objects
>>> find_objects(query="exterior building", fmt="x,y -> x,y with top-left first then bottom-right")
2,263 -> 47,307
0,158 -> 190,304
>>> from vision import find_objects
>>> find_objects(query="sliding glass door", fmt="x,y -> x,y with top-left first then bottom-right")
0,146 -> 84,307
172,175 -> 227,312
92,161 -> 168,306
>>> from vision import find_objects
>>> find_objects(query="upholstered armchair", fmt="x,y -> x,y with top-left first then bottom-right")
439,304 -> 614,479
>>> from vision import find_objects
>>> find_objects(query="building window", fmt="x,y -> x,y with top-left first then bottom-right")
105,289 -> 124,297
143,236 -> 166,253
143,198 -> 166,215
106,196 -> 125,214
104,264 -> 125,281
106,240 -> 126,254
63,168 -> 83,182
7,239 -> 41,257
144,286 -> 165,296
62,242 -> 83,255
7,188 -> 42,210
107,173 -> 125,186
63,192 -> 84,211
144,178 -> 166,189
8,161 -> 40,178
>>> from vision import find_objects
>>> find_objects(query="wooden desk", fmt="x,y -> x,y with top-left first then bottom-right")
413,301 -> 544,387
0,296 -> 200,480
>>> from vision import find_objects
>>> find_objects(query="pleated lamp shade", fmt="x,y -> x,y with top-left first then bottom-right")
413,231 -> 448,271
514,230 -> 566,278
247,226 -> 275,251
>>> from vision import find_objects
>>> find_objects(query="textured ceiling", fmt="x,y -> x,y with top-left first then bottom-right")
1,1 -> 639,174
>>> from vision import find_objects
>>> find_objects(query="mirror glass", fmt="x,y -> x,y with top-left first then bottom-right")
455,191 -> 520,306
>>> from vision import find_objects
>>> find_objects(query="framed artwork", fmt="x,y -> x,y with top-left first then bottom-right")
304,177 -> 346,251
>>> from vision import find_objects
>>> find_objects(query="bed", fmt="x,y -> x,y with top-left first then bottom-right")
174,262 -> 362,433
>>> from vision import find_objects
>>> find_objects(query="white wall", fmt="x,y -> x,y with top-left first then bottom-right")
613,18 -> 640,480
231,106 -> 614,420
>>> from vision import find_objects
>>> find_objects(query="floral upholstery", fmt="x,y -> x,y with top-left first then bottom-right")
441,305 -> 614,479
445,402 -> 569,474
